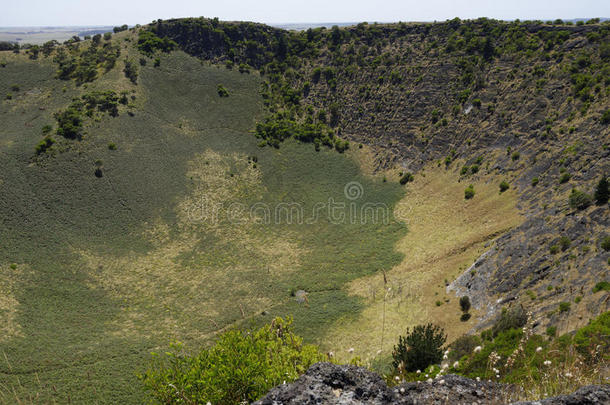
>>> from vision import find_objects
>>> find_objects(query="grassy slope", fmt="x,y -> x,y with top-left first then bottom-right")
320,159 -> 522,367
0,46 -> 407,402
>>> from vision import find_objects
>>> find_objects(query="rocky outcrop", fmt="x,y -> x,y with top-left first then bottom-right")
255,363 -> 610,405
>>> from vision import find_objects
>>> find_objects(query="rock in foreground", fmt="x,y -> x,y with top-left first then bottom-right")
254,362 -> 610,405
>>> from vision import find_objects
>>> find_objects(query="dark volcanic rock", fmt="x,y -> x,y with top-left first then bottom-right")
255,363 -> 610,405
513,384 -> 610,404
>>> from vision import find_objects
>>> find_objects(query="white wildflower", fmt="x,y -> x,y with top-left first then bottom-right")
416,370 -> 421,374
394,376 -> 400,381
536,346 -> 542,352
543,360 -> 552,366
476,377 -> 480,382
348,347 -> 354,353
453,361 -> 459,368
565,372 -> 573,378
426,378 -> 433,383
474,346 -> 482,353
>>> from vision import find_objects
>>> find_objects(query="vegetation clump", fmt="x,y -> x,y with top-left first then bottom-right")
392,323 -> 446,372
464,184 -> 475,199
140,317 -> 326,404
399,172 -> 414,185
594,176 -> 609,204
593,281 -> 610,292
123,59 -> 138,84
569,188 -> 592,210
137,30 -> 177,56
217,84 -> 229,97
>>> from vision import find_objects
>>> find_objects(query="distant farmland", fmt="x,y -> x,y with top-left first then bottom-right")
0,26 -> 113,44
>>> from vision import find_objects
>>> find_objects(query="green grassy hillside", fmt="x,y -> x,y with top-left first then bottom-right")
0,17 -> 608,403
0,46 -> 405,403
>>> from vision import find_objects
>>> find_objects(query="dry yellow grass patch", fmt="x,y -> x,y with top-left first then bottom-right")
0,264 -> 29,342
76,150 -> 304,342
320,163 -> 523,364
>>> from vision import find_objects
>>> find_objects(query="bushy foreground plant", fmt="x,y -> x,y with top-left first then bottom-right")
446,311 -> 609,400
140,317 -> 326,404
392,323 -> 446,372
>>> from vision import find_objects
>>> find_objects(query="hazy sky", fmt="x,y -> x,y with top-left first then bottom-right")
2,0 -> 609,27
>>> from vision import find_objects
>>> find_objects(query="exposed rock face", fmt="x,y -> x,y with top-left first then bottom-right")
255,363 -> 610,405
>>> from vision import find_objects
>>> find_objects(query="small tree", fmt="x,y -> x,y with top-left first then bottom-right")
499,181 -> 509,192
464,184 -> 475,199
594,176 -> 609,205
392,323 -> 446,372
459,296 -> 471,312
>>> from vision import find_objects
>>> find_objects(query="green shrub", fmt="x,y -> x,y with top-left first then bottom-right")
531,177 -> 539,186
559,172 -> 571,184
559,236 -> 571,251
601,236 -> 610,252
464,184 -> 475,199
54,106 -> 83,139
9,263 -> 17,270
460,165 -> 470,175
137,30 -> 176,56
334,138 -> 349,153
573,312 -> 609,361
108,142 -> 117,150
470,164 -> 479,174
459,296 -> 471,312
569,189 -> 592,210
594,176 -> 609,204
592,281 -> 610,293
399,172 -> 414,185
103,32 -> 112,41
491,305 -> 527,338
549,245 -> 560,254
460,313 -> 472,322
511,152 -> 520,161
35,137 -> 55,155
449,334 -> 480,361
5,93 -> 12,100
140,317 -> 325,404
123,59 -> 138,84
392,323 -> 446,372
499,181 -> 509,192
601,110 -> 610,125
559,302 -> 571,312
546,326 -> 557,337
217,84 -> 229,97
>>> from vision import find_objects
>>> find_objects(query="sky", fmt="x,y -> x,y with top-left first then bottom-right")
1,0 -> 609,27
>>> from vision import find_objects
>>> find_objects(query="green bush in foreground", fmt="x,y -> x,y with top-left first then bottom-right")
140,317 -> 326,404
392,323 -> 446,372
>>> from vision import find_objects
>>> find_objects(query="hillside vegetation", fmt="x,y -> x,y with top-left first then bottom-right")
0,17 -> 608,403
